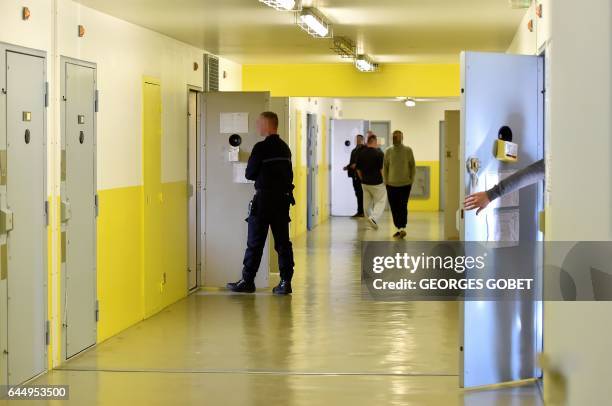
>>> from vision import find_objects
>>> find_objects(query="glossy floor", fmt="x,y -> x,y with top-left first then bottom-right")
12,213 -> 541,405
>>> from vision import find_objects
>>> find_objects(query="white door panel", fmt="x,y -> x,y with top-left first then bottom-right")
459,51 -> 544,388
330,119 -> 368,216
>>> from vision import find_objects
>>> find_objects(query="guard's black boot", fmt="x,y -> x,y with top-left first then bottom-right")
272,280 -> 292,295
226,279 -> 256,293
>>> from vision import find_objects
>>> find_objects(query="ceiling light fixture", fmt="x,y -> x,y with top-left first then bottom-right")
404,99 -> 416,107
297,8 -> 332,38
355,54 -> 377,72
259,0 -> 298,11
509,0 -> 532,9
331,37 -> 357,59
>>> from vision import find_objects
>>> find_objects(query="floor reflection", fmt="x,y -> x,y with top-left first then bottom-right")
18,213 -> 541,406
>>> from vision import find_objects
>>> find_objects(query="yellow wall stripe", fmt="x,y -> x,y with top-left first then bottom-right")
243,64 -> 460,98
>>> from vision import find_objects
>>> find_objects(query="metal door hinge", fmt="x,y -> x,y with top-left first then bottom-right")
45,320 -> 50,345
94,194 -> 99,217
44,200 -> 49,226
44,82 -> 49,107
94,90 -> 100,113
95,300 -> 99,322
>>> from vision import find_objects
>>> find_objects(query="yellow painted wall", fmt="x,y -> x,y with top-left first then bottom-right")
97,186 -> 143,342
243,64 -> 460,98
317,115 -> 330,224
290,111 -> 308,239
160,181 -> 188,309
408,161 -> 440,212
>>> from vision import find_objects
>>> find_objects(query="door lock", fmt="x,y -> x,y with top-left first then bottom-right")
0,208 -> 13,234
466,156 -> 481,187
61,200 -> 72,223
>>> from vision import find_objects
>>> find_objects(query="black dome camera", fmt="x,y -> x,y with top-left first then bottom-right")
229,134 -> 242,147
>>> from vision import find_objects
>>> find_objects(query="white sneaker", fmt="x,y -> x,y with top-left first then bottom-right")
367,217 -> 379,229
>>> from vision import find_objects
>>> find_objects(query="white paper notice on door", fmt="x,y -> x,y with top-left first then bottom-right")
220,112 -> 249,134
232,162 -> 253,184
486,208 -> 519,247
485,171 -> 519,208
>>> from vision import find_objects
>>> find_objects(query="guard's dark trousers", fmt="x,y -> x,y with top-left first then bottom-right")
242,192 -> 294,283
352,176 -> 364,215
386,184 -> 412,229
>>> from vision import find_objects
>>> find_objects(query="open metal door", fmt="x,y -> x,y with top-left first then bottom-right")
330,119 -> 368,216
203,92 -> 271,288
459,52 -> 544,388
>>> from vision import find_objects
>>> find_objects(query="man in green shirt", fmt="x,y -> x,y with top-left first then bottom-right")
383,130 -> 416,238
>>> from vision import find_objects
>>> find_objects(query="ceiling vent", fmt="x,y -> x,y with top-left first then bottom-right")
204,54 -> 219,92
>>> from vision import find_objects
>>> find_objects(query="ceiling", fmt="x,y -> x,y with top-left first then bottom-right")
76,0 -> 527,64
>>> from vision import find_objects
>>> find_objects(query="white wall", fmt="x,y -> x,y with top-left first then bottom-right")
340,99 -> 460,161
288,97 -> 343,165
218,58 -> 243,91
0,0 -> 243,190
506,0 -> 551,56
509,1 -> 612,403
543,1 -> 612,404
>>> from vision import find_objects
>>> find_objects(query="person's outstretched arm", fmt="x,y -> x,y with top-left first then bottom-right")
464,158 -> 545,214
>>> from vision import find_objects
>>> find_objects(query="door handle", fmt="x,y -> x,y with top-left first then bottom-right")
61,200 -> 72,223
0,208 -> 13,234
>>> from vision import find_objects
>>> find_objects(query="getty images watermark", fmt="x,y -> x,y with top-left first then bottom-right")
361,241 -> 612,301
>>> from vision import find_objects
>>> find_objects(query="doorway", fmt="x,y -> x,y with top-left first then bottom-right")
60,57 -> 98,360
187,88 -> 201,291
306,113 -> 318,230
443,111 -> 460,240
439,120 -> 445,210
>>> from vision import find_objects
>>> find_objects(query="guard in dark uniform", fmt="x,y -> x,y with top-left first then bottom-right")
343,134 -> 366,217
227,111 -> 295,295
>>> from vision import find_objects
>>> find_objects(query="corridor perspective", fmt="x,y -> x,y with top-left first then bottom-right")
1,0 -> 611,405
30,214 -> 541,405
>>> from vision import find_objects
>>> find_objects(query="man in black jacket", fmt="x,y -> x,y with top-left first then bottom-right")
227,112 -> 295,295
343,134 -> 366,217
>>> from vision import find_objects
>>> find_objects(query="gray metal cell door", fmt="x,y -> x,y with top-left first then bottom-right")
4,49 -> 47,385
62,60 -> 97,359
459,51 -> 544,388
203,92 -> 270,288
187,90 -> 199,290
306,114 -> 317,231
330,119 -> 368,216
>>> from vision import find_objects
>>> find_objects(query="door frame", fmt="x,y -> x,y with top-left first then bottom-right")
369,120 -> 391,148
186,85 -> 202,292
0,42 -> 48,385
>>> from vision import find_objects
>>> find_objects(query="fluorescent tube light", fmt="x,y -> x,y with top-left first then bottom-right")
355,55 -> 377,72
259,0 -> 297,11
297,8 -> 331,38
